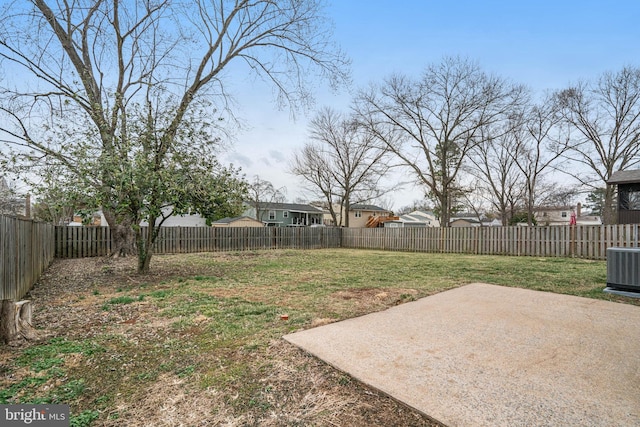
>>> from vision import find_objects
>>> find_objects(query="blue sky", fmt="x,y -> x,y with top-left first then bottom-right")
226,1 -> 640,209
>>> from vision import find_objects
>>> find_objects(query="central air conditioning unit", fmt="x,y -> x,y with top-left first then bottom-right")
606,247 -> 640,291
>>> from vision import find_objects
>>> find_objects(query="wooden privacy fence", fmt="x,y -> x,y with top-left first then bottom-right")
0,216 -> 55,300
55,226 -> 342,258
342,224 -> 640,259
55,223 -> 640,260
4,221 -> 640,301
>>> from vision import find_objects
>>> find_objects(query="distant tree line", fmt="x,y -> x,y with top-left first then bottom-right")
291,57 -> 640,226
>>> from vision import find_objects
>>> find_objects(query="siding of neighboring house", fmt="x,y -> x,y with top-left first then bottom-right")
534,207 -> 572,226
348,204 -> 392,228
137,206 -> 208,227
533,203 -> 601,226
90,208 -> 207,227
155,213 -> 208,227
243,202 -> 324,227
320,204 -> 345,226
450,218 -> 481,227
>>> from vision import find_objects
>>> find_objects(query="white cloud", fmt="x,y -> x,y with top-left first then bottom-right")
269,150 -> 286,163
225,152 -> 253,168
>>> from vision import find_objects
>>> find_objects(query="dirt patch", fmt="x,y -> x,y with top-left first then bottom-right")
329,287 -> 420,317
1,255 -> 441,426
332,287 -> 418,302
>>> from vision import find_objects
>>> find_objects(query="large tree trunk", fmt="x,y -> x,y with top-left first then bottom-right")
0,300 -> 38,345
103,210 -> 136,257
438,191 -> 451,227
343,193 -> 351,228
111,223 -> 136,257
327,203 -> 338,227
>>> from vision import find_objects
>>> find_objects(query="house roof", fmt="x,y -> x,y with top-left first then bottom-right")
350,204 -> 388,212
404,210 -> 436,218
400,212 -> 432,223
212,216 -> 260,224
252,202 -> 323,213
608,169 -> 640,185
533,205 -> 573,212
451,217 -> 481,224
451,212 -> 487,221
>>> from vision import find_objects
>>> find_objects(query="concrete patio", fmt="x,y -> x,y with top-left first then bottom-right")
284,283 -> 640,426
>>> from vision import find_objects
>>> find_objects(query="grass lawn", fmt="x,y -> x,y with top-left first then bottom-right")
0,249 -> 635,426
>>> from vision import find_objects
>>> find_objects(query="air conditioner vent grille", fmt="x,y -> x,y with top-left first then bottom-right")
607,247 -> 640,291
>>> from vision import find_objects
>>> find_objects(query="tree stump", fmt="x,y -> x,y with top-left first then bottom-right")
0,300 -> 38,345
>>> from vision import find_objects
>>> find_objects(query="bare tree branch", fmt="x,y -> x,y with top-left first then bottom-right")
557,66 -> 640,224
290,107 -> 390,226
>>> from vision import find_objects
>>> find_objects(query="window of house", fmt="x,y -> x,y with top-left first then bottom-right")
283,211 -> 289,218
355,211 -> 362,218
269,210 -> 276,220
561,212 -> 567,218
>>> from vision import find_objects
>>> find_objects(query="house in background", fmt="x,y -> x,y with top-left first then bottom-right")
534,203 -> 601,226
449,212 -> 500,227
349,204 -> 393,228
608,169 -> 640,224
138,206 -> 209,227
450,217 -> 482,227
384,210 -> 440,228
316,203 -> 393,227
211,216 -> 264,228
243,202 -> 324,227
314,202 -> 345,226
94,206 -> 208,227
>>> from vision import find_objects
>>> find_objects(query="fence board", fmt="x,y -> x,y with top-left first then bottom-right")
0,215 -> 55,301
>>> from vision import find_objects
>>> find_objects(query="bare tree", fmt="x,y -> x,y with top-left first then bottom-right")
290,143 -> 340,223
457,178 -> 492,225
354,57 -> 525,226
510,95 -> 572,225
290,107 -> 390,227
0,0 -> 348,271
557,67 -> 640,224
246,176 -> 287,223
469,123 -> 526,225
